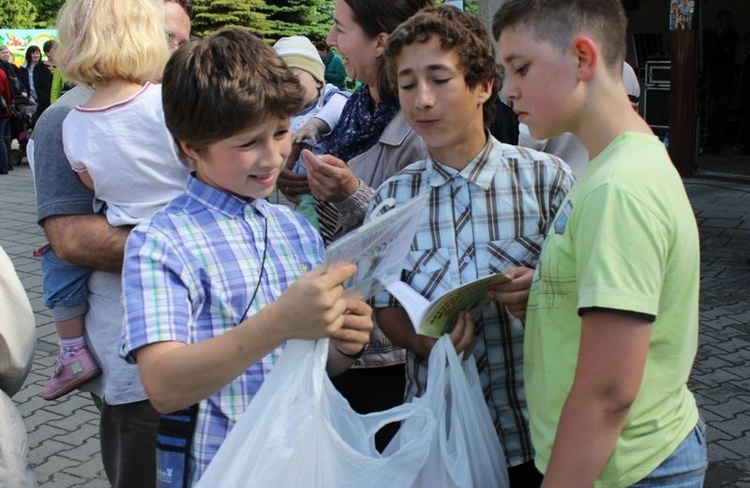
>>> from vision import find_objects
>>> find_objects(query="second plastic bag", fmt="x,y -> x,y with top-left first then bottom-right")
196,339 -> 435,488
410,336 -> 510,488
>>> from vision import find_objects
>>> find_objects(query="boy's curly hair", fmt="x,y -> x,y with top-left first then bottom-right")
384,5 -> 500,124
162,29 -> 304,161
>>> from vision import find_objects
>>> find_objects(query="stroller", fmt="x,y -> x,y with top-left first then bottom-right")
10,93 -> 36,166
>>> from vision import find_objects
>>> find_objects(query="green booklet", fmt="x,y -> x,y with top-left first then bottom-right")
386,274 -> 511,338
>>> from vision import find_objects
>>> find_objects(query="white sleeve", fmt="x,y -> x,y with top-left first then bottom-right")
313,88 -> 350,133
62,115 -> 87,172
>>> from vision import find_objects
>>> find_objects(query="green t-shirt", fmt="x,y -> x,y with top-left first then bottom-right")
525,132 -> 700,486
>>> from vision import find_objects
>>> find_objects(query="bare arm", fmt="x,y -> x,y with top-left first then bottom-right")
42,214 -> 130,272
542,311 -> 651,487
135,265 -> 370,413
377,307 -> 436,358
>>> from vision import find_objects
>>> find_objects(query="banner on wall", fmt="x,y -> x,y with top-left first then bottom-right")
669,0 -> 694,30
1,30 -> 57,66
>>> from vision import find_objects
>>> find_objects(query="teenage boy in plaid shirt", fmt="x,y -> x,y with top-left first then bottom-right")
369,7 -> 574,487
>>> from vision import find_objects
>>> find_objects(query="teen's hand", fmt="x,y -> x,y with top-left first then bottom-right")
302,149 -> 359,203
487,266 -> 534,319
329,297 -> 373,356
406,312 -> 474,360
449,311 -> 476,360
272,264 -> 357,340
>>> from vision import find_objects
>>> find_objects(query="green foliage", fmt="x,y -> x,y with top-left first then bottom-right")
192,0 -> 270,38
21,0 -> 482,44
31,0 -> 64,28
464,0 -> 479,14
0,0 -> 38,29
307,0 -> 334,43
262,0 -> 332,42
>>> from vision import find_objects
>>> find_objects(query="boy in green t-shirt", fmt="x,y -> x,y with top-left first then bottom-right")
493,1 -> 706,486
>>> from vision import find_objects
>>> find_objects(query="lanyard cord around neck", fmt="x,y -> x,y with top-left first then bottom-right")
240,215 -> 268,322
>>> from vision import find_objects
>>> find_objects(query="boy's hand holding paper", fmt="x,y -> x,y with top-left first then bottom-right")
486,266 -> 535,319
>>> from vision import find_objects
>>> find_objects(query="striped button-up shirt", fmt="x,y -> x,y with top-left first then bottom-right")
121,175 -> 324,483
370,136 -> 574,466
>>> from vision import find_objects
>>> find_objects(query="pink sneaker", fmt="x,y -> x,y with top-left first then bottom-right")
40,344 -> 101,401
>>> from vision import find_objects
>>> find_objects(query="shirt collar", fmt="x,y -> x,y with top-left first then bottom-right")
185,173 -> 268,219
427,133 -> 497,190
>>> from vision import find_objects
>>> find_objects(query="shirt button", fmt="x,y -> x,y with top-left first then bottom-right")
457,205 -> 465,213
419,265 -> 426,272
463,256 -> 471,264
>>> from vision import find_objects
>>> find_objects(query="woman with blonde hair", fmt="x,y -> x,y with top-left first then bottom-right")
38,0 -> 189,402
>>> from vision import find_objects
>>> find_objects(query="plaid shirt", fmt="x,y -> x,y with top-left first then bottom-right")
370,136 -> 574,466
120,175 -> 324,483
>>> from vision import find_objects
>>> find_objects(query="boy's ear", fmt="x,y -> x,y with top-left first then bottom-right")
179,140 -> 202,164
476,78 -> 494,106
571,36 -> 598,82
374,32 -> 389,57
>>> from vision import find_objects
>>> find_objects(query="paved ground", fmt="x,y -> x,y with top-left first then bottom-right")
1,164 -> 748,487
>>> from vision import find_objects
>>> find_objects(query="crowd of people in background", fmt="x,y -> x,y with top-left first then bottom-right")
0,39 -> 58,175
0,0 -> 707,487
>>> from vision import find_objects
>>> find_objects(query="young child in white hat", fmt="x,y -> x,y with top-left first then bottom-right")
273,35 -> 349,229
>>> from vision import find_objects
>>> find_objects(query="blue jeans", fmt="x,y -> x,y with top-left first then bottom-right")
41,247 -> 92,321
631,417 -> 707,487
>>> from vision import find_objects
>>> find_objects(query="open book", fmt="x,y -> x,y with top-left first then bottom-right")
322,194 -> 428,301
386,273 -> 510,338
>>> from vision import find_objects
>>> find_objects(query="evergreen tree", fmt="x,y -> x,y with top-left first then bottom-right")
262,0 -> 326,41
0,0 -> 38,29
192,0 -> 270,38
308,0 -> 335,42
464,0 -> 479,14
31,0 -> 63,28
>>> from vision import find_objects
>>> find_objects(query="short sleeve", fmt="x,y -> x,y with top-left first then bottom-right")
573,185 -> 669,317
120,225 -> 196,360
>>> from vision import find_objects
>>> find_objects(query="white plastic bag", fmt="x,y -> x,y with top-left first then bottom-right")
196,339 -> 435,487
412,336 -> 510,488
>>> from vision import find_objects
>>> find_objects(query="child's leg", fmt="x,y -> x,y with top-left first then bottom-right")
40,248 -> 101,400
56,315 -> 86,339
